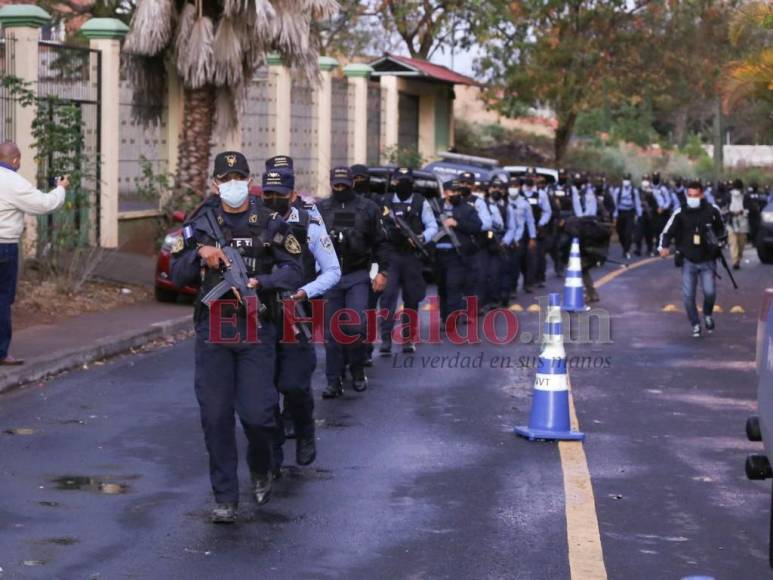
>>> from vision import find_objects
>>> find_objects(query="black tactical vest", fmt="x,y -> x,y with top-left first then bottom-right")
317,196 -> 372,273
384,193 -> 424,250
287,208 -> 315,286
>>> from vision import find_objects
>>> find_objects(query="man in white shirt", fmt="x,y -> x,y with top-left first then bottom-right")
0,141 -> 68,365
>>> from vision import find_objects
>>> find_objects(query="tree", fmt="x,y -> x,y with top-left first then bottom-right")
313,0 -> 397,59
471,0 -> 649,163
124,0 -> 337,209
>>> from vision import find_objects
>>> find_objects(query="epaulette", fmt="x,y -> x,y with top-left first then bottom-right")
310,216 -> 321,225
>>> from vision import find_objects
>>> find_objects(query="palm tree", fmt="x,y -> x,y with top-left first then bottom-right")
724,1 -> 773,111
124,0 -> 338,209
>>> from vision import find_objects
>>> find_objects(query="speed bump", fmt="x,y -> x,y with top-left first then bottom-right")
527,304 -> 541,313
730,305 -> 745,314
509,304 -> 524,312
662,304 -> 679,313
713,305 -> 724,313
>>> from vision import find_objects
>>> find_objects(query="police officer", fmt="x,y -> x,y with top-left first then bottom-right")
651,172 -> 672,237
670,176 -> 687,210
521,176 -> 552,290
456,171 -> 491,306
634,174 -> 657,256
572,174 -> 598,218
260,166 -> 341,475
317,167 -> 391,398
487,179 -> 510,307
612,174 -> 642,259
171,151 -> 303,523
659,180 -> 726,338
502,178 -> 537,301
379,168 -> 437,354
547,169 -> 572,277
435,180 -> 482,324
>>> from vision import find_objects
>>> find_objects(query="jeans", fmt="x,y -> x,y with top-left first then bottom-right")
0,243 -> 19,360
682,259 -> 716,326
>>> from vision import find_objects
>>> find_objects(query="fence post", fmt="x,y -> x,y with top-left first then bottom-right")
268,53 -> 291,156
316,56 -> 338,194
380,74 -> 399,165
344,64 -> 372,165
0,5 -> 50,256
80,18 -> 128,249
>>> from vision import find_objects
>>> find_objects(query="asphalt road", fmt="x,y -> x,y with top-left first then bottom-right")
0,248 -> 770,579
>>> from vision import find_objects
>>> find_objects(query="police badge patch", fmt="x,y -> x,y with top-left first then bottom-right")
284,234 -> 301,254
172,235 -> 185,254
321,235 -> 333,250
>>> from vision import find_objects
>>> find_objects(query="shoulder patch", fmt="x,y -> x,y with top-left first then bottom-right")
320,235 -> 333,250
249,213 -> 258,224
284,233 -> 301,254
310,217 -> 321,225
172,235 -> 185,254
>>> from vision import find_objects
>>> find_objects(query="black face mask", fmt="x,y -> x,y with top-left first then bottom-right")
354,179 -> 370,195
332,187 -> 355,203
490,190 -> 503,201
264,196 -> 290,215
458,186 -> 472,197
395,181 -> 413,201
448,194 -> 462,206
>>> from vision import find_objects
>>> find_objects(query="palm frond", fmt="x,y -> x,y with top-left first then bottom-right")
214,17 -> 244,87
124,0 -> 174,56
300,0 -> 339,21
177,16 -> 215,89
214,86 -> 240,136
175,3 -> 196,65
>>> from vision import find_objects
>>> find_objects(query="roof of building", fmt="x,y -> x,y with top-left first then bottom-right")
369,53 -> 480,86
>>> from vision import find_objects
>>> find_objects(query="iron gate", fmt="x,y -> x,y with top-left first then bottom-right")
36,40 -> 101,250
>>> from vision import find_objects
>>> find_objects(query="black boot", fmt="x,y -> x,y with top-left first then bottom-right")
379,335 -> 392,356
351,368 -> 368,392
283,413 -> 296,439
211,502 -> 238,524
251,471 -> 272,506
322,378 -> 343,399
296,432 -> 317,466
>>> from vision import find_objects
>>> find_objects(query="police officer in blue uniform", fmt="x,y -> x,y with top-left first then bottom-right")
435,180 -> 482,324
171,151 -> 303,524
317,167 -> 391,398
502,177 -> 537,300
487,179 -> 510,307
260,166 -> 341,475
651,172 -> 672,236
634,175 -> 658,256
457,171 -> 491,306
379,168 -> 437,354
572,174 -> 598,218
521,177 -> 552,291
612,173 -> 642,259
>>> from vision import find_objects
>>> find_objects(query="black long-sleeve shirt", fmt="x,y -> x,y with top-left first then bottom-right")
658,199 -> 726,263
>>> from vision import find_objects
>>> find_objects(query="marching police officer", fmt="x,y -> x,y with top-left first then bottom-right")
171,151 -> 304,523
317,167 -> 391,398
456,171 -> 491,306
379,168 -> 437,354
435,180 -> 482,324
260,164 -> 341,475
521,176 -> 552,291
612,174 -> 642,259
634,175 -> 657,256
651,172 -> 672,238
659,180 -> 727,338
487,179 -> 510,307
502,177 -> 537,300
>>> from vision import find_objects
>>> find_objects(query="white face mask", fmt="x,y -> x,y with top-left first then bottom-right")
508,187 -> 520,199
686,196 -> 701,208
219,179 -> 249,208
641,180 -> 650,189
623,180 -> 631,188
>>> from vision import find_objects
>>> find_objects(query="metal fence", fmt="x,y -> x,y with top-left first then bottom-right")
118,53 -> 168,213
330,78 -> 351,169
0,37 -> 15,143
290,79 -> 318,193
242,67 -> 274,179
36,41 -> 101,249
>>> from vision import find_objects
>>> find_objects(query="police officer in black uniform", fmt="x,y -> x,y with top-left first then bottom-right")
171,151 -> 303,524
317,167 -> 391,398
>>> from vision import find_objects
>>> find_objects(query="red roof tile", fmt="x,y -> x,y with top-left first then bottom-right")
377,53 -> 481,86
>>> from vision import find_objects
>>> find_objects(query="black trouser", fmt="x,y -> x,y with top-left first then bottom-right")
324,270 -> 370,381
634,212 -> 655,254
194,319 -> 278,504
537,229 -> 553,282
437,249 -> 470,320
380,251 -> 427,339
518,234 -> 538,289
616,209 -> 636,254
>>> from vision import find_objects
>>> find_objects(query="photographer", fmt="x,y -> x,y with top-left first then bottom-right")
658,181 -> 726,338
0,142 -> 68,365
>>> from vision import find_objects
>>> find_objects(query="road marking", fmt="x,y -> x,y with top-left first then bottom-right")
730,305 -> 745,314
557,256 -> 659,579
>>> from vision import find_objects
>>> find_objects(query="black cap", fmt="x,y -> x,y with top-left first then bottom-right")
523,178 -> 534,187
214,151 -> 250,179
350,164 -> 369,179
443,179 -> 456,191
330,166 -> 353,187
458,171 -> 475,184
393,167 -> 414,182
266,155 -> 294,171
623,173 -> 632,180
262,169 -> 293,195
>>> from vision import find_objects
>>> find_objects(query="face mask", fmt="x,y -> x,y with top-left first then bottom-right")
219,179 -> 249,208
623,180 -> 631,188
332,187 -> 354,203
395,181 -> 413,201
264,196 -> 290,215
686,197 -> 701,208
490,190 -> 503,202
458,186 -> 472,197
523,187 -> 533,196
448,194 -> 462,206
641,180 -> 650,189
354,180 -> 369,195
507,187 -> 519,199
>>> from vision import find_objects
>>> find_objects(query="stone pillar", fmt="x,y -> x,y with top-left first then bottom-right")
80,17 -> 129,249
343,63 -> 372,165
268,53 -> 291,156
418,92 -> 437,162
316,56 -> 338,194
0,4 -> 51,255
380,75 -> 399,165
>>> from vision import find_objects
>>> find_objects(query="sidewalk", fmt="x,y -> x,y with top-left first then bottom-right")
0,301 -> 193,394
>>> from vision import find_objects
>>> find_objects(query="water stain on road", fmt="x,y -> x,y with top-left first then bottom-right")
50,475 -> 134,494
37,500 -> 60,508
33,537 -> 79,546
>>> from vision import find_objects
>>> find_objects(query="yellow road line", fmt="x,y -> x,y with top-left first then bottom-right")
558,256 -> 660,579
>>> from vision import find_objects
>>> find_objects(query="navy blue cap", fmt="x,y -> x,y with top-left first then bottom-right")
457,171 -> 475,184
393,167 -> 414,182
442,179 -> 456,191
262,169 -> 293,195
350,164 -> 369,178
330,167 -> 353,187
265,155 -> 294,171
214,151 -> 250,178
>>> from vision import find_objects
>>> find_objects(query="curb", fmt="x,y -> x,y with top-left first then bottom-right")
0,314 -> 192,395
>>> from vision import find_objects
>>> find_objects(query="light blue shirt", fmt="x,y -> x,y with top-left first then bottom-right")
612,185 -> 642,218
572,185 -> 597,217
488,200 -> 505,232
503,195 -> 536,244
285,206 -> 341,299
653,185 -> 671,210
522,188 -> 551,227
390,194 -> 438,243
473,195 -> 493,231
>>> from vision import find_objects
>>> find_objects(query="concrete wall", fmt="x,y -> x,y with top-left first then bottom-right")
702,145 -> 773,168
